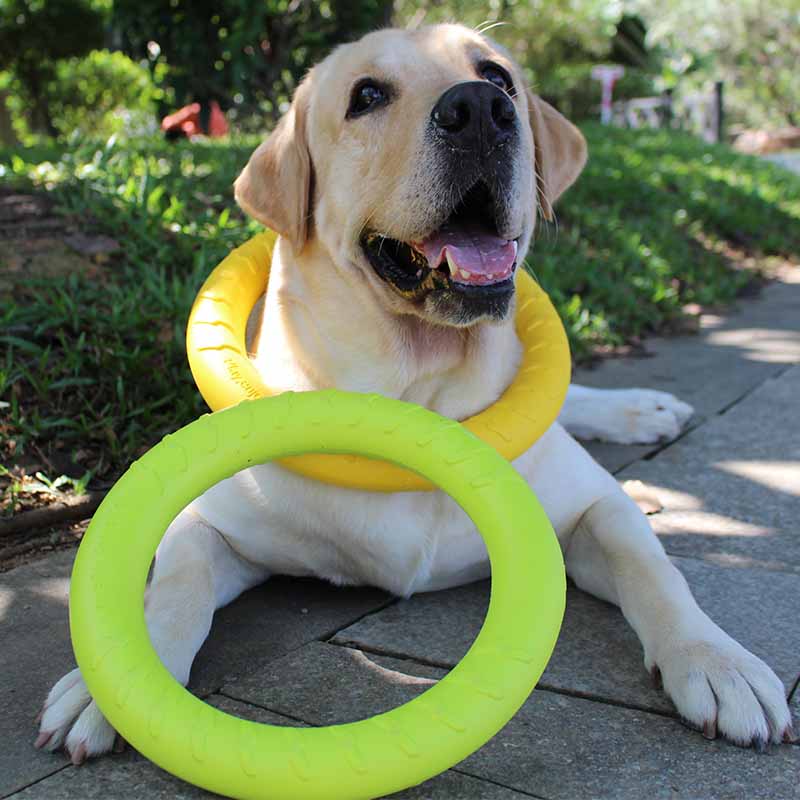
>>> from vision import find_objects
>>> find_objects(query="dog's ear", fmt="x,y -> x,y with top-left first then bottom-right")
526,92 -> 587,221
234,76 -> 313,252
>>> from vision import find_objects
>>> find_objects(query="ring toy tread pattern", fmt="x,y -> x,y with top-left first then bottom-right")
70,391 -> 566,800
186,232 -> 571,492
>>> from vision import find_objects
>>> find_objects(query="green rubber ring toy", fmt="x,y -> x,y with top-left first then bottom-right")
70,391 -> 565,800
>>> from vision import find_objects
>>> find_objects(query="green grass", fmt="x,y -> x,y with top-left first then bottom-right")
1,136 -> 264,498
535,124 -> 800,349
1,126 -> 799,500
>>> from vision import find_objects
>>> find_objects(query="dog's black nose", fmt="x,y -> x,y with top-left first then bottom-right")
431,81 -> 516,153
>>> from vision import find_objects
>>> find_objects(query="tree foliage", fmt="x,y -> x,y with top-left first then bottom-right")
634,0 -> 800,129
394,0 -> 619,76
393,1 -> 656,119
0,0 -> 107,133
112,0 -> 393,127
46,50 -> 160,140
3,0 -> 795,139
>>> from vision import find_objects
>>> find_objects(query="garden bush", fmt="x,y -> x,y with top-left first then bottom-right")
45,51 -> 161,141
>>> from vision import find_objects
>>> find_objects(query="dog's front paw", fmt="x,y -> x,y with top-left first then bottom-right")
651,630 -> 794,748
601,389 -> 693,445
35,668 -> 120,764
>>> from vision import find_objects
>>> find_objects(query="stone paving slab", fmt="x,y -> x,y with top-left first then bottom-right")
574,273 -> 800,473
6,696 -> 293,800
618,365 -> 800,573
223,641 -> 800,800
464,688 -> 800,800
188,575 -> 388,696
0,549 -> 387,797
333,555 -> 800,714
10,694 -> 534,800
1,551 -> 75,797
579,440 -> 653,475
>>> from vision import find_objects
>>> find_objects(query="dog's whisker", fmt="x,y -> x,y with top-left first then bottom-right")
475,20 -> 509,35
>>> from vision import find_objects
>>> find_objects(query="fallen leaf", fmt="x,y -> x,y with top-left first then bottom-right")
622,479 -> 663,515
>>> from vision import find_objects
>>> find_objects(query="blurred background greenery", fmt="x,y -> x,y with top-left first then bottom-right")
1,0 -> 798,143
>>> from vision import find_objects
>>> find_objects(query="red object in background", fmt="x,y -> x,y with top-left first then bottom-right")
207,101 -> 228,137
161,100 -> 229,139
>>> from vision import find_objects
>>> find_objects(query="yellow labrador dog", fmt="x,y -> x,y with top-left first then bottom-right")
37,24 -> 791,762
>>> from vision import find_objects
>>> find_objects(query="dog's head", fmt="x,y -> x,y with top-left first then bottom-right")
235,24 -> 586,327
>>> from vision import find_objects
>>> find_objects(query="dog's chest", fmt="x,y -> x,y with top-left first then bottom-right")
189,462 -> 490,596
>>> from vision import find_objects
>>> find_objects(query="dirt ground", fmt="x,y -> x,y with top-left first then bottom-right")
1,189 -> 118,568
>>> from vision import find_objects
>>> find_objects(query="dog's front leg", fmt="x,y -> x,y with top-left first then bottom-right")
565,489 -> 793,747
36,509 -> 267,763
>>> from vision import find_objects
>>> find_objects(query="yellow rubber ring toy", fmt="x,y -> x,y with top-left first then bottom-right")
186,232 -> 570,492
71,391 -> 566,800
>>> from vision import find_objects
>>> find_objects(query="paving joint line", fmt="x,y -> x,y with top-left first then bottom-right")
213,639 -> 690,726
218,692 -> 552,797
714,363 -> 795,418
450,767 -> 549,799
319,596 -> 400,643
323,640 -> 701,727
606,397 -> 718,473
2,764 -> 71,799
326,639 -> 453,672
640,415 -> 708,463
195,693 -> 555,797
216,690 -> 313,728
609,447 -> 658,475
535,681 -> 684,721
196,598 -> 397,696
789,673 -> 800,704
633,364 -> 796,469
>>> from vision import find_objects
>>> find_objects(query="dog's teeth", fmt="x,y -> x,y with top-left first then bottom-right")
460,269 -> 472,279
416,270 -> 422,278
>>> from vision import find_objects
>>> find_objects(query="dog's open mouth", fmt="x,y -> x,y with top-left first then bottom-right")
360,181 -> 518,300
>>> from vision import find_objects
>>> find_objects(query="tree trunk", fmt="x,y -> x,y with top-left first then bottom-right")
0,89 -> 19,147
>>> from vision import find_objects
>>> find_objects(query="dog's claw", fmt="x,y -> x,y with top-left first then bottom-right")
751,735 -> 767,753
113,735 -> 127,754
34,730 -> 53,750
650,665 -> 662,689
783,725 -> 797,744
702,719 -> 717,740
70,743 -> 88,766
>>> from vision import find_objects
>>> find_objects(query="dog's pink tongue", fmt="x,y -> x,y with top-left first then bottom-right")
418,225 -> 517,285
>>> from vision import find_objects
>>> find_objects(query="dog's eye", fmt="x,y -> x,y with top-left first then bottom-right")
347,80 -> 388,118
480,63 -> 515,96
